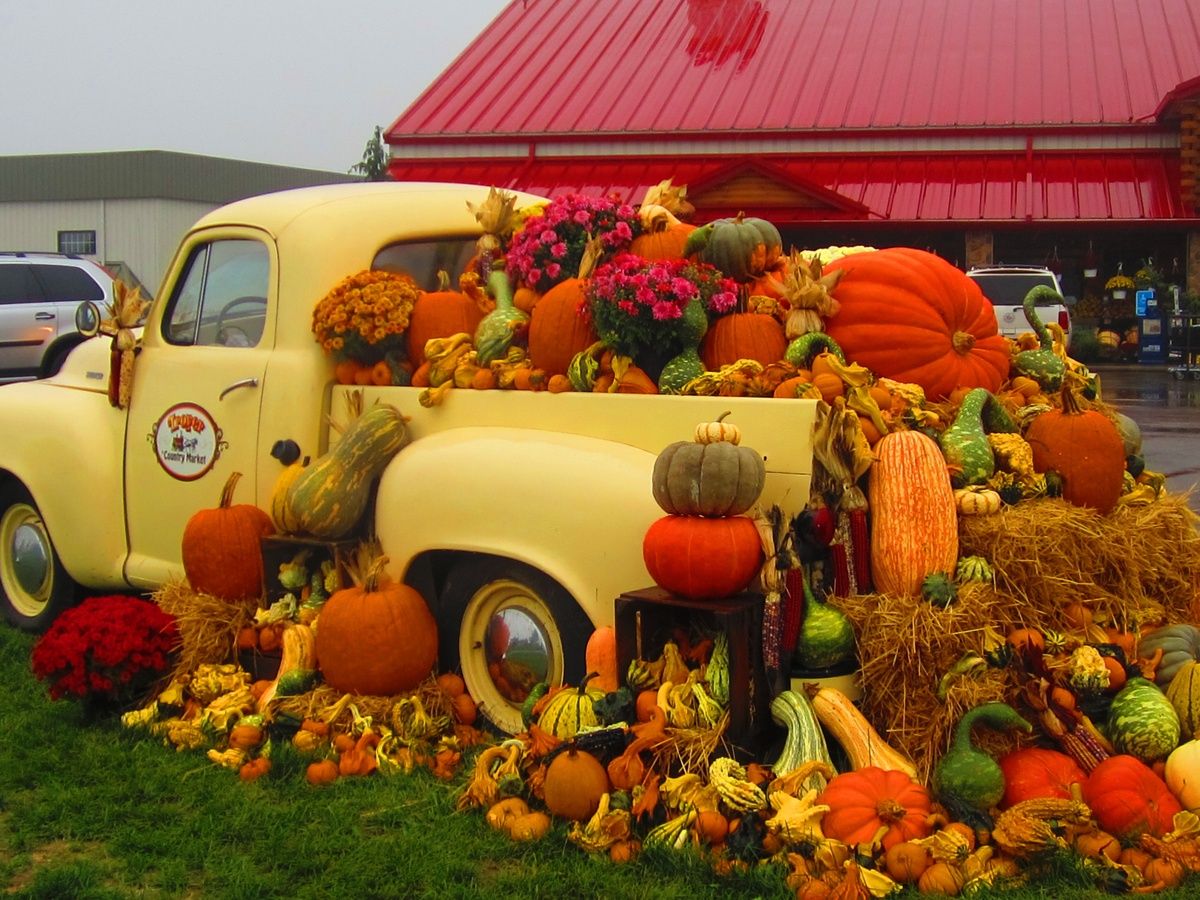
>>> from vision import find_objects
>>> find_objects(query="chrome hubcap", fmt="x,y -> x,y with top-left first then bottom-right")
1,503 -> 53,617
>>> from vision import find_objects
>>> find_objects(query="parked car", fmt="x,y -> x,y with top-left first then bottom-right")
966,265 -> 1072,348
0,252 -> 115,382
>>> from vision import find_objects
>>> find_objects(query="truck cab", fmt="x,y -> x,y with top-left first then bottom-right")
0,182 -> 817,732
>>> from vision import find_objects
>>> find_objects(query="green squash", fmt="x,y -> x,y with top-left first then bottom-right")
658,298 -> 708,394
683,213 -> 782,282
1107,676 -> 1181,763
932,701 -> 1032,828
769,688 -> 835,791
475,269 -> 530,366
793,568 -> 855,671
1165,661 -> 1200,742
938,388 -> 1017,488
285,403 -> 409,539
784,331 -> 846,370
537,674 -> 605,740
1012,286 -> 1067,391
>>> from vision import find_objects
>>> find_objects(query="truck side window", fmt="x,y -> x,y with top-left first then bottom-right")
373,239 -> 477,290
164,239 -> 269,347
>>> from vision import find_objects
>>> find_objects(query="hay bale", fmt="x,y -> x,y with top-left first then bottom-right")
153,580 -> 256,680
960,495 -> 1200,629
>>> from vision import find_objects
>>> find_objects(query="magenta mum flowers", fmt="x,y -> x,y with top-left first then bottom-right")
506,194 -> 640,293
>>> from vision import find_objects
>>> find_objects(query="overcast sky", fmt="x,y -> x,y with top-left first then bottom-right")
0,0 -> 511,173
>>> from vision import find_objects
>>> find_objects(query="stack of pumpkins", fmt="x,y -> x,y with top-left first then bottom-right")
643,412 -> 766,600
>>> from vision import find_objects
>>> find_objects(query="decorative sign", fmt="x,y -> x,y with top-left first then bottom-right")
148,403 -> 226,481
1136,289 -> 1155,317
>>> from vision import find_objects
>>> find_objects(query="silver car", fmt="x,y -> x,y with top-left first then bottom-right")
0,252 -> 114,381
966,265 -> 1072,348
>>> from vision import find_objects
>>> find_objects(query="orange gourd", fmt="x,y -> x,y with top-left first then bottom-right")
818,766 -> 933,851
306,758 -> 339,785
181,471 -> 275,601
1025,387 -> 1126,514
406,271 -> 486,369
314,555 -> 438,696
700,311 -> 787,370
868,431 -> 958,597
822,248 -> 1010,401
585,626 -> 619,693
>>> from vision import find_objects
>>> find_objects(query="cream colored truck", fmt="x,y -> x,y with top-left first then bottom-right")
0,182 -> 816,731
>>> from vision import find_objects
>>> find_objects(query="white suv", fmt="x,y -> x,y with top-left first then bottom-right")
0,253 -> 115,381
966,265 -> 1072,348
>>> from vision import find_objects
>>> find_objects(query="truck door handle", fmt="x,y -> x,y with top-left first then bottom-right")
219,377 -> 260,400
34,312 -> 55,320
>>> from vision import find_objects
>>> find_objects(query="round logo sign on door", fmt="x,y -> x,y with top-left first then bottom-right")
149,403 -> 227,481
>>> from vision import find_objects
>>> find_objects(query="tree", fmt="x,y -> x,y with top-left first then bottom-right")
350,126 -> 390,181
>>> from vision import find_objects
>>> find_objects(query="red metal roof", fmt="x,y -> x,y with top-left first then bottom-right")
389,152 -> 1187,223
389,0 -> 1200,139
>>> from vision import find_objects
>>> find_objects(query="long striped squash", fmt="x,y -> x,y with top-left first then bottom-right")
868,430 -> 958,597
285,403 -> 410,539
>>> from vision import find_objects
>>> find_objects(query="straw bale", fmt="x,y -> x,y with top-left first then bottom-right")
153,580 -> 256,680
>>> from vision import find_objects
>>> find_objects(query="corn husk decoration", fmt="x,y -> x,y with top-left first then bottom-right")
640,178 -> 695,221
779,250 -> 843,339
466,187 -> 521,276
811,397 -> 874,596
101,280 -> 150,408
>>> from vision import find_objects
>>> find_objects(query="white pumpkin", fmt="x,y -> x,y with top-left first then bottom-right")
1164,740 -> 1200,810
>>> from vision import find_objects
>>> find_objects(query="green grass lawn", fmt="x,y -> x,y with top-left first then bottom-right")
1,623 -> 1196,899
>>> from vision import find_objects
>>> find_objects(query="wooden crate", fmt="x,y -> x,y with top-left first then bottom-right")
614,587 -> 772,757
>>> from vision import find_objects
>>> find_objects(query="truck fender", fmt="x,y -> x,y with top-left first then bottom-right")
373,426 -> 664,732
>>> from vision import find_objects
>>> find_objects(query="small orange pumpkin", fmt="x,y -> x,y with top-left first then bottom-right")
542,745 -> 610,821
817,766 -> 933,851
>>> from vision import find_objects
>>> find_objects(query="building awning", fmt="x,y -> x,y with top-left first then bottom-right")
388,152 -> 1191,224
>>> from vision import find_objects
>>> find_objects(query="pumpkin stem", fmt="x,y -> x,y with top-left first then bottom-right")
435,269 -> 451,292
363,554 -> 391,592
218,471 -> 244,509
579,672 -> 599,694
876,798 -> 907,823
951,331 -> 977,354
1059,384 -> 1084,416
717,410 -> 732,424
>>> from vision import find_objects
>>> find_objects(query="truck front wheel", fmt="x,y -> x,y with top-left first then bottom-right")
437,558 -> 593,734
0,484 -> 79,631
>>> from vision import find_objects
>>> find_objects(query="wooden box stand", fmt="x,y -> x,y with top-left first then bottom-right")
614,587 -> 772,757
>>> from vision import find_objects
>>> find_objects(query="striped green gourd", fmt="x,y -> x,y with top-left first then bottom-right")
1165,661 -> 1200,741
938,388 -> 1018,488
537,674 -> 605,740
1107,676 -> 1181,763
285,403 -> 409,539
770,688 -> 835,791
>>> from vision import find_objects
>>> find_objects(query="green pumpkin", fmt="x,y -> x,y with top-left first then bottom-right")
651,423 -> 765,517
1138,624 -> 1200,687
537,675 -> 605,740
683,213 -> 782,282
285,403 -> 409,539
784,331 -> 846,370
1107,676 -> 1181,763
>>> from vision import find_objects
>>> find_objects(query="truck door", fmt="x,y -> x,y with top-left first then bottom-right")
122,232 -> 275,588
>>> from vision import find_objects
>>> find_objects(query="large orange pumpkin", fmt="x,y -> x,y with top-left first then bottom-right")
1025,387 -> 1126,514
1082,755 -> 1182,839
406,271 -> 486,368
315,556 -> 438,695
642,514 -> 763,600
700,311 -> 787,369
822,248 -> 1010,401
181,471 -> 275,601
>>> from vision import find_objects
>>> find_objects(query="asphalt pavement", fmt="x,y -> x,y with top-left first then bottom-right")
1091,363 -> 1200,513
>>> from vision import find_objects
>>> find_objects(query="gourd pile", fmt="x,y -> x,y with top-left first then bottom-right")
104,180 -> 1200,896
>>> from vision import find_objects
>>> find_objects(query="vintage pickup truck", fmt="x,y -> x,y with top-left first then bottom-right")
0,182 -> 817,731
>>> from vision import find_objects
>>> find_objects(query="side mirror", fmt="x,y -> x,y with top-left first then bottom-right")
75,301 -> 102,338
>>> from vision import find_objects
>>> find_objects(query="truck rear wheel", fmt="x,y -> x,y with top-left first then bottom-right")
0,484 -> 80,631
437,557 -> 592,734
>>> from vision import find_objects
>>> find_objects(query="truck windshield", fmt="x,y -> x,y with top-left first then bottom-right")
373,238 -> 478,290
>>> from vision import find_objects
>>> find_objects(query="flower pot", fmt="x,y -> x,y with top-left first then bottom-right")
1083,268 -> 1099,279
1111,289 -> 1127,300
